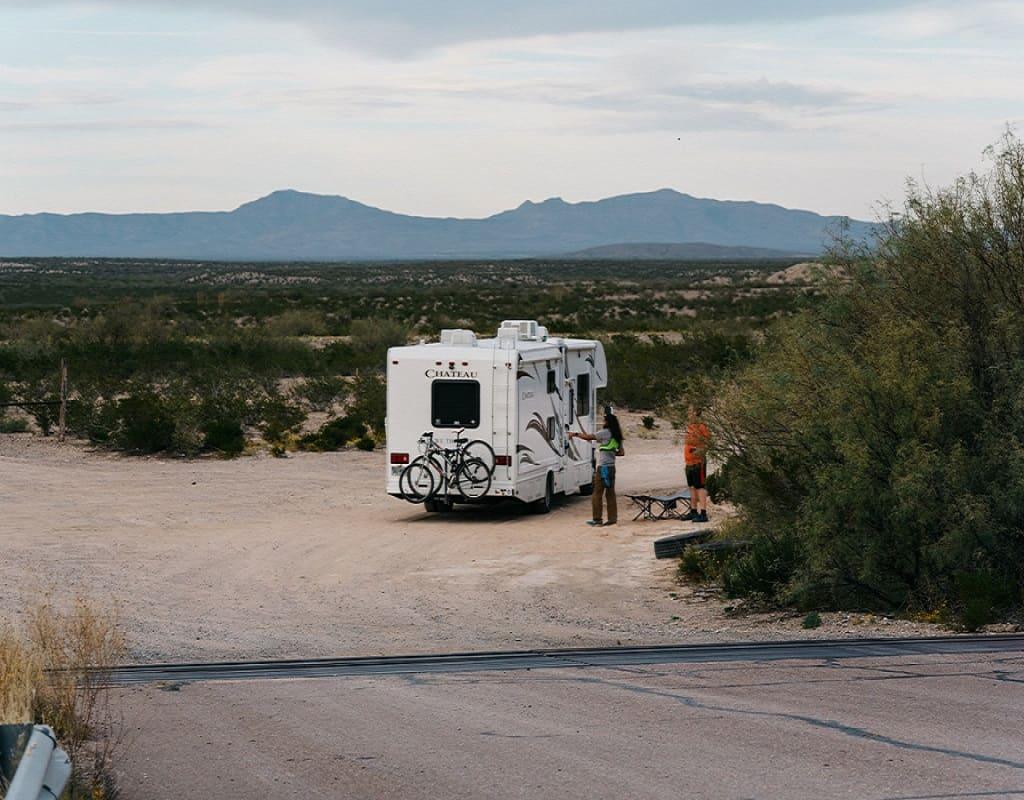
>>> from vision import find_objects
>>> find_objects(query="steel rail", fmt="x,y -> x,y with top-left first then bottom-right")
99,634 -> 1024,686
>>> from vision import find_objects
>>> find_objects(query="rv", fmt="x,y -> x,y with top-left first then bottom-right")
386,320 -> 608,512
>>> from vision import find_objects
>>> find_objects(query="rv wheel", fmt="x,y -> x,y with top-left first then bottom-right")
532,473 -> 554,514
578,481 -> 594,496
424,498 -> 454,513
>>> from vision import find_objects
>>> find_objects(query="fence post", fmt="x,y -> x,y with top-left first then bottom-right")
58,358 -> 68,443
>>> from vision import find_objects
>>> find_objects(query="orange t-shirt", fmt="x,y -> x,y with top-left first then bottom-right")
684,422 -> 709,465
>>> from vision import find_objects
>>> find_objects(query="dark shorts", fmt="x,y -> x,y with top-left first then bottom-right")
686,462 -> 706,490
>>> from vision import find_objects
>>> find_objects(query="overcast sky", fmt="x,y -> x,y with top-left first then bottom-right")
1,1 -> 1023,219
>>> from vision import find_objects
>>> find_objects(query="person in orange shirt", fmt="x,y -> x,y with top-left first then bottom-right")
683,405 -> 710,523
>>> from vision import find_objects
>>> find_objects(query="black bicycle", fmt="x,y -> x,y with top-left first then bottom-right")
399,430 -> 495,503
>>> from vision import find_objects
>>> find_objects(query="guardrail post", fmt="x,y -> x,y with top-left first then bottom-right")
3,725 -> 72,800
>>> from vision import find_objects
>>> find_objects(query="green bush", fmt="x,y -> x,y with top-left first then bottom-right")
956,571 -> 1015,632
721,531 -> 802,600
299,415 -> 368,451
258,395 -> 306,444
202,415 -> 245,456
676,546 -> 728,584
292,375 -> 348,412
355,435 -> 376,451
0,415 -> 29,433
710,133 -> 1024,624
677,548 -> 707,581
349,370 -> 386,433
113,394 -> 177,454
802,611 -> 822,629
349,317 -> 408,364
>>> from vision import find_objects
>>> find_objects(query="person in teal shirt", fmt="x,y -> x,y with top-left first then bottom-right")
570,408 -> 625,526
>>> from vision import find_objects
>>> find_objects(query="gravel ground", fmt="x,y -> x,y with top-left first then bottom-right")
1,417 -> 955,663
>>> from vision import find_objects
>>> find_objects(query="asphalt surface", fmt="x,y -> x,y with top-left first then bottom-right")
113,640 -> 1024,799
104,634 -> 1024,684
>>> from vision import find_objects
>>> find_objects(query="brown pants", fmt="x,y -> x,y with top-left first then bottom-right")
592,467 -> 617,524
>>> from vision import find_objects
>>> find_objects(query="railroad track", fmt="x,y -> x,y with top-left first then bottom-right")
103,634 -> 1024,685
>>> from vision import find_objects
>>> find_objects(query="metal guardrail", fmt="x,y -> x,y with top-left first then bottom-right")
0,725 -> 71,800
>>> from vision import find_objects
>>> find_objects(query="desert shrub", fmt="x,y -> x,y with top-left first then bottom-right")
720,531 -> 803,600
676,546 -> 729,584
677,548 -> 707,581
355,435 -> 376,451
264,309 -> 328,337
710,133 -> 1024,624
292,375 -> 349,411
113,392 -> 177,453
201,415 -> 245,455
802,611 -> 822,629
0,415 -> 29,433
602,330 -> 752,411
258,395 -> 306,444
299,415 -> 368,451
349,370 -> 386,433
641,415 -> 655,430
350,317 -> 408,361
955,571 -> 1016,632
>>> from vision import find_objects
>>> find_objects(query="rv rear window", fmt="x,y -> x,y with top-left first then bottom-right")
431,380 -> 480,429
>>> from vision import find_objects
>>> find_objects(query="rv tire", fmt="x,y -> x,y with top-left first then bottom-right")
532,473 -> 554,514
424,498 -> 454,513
578,482 -> 594,496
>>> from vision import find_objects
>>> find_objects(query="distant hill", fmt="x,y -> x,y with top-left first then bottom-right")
560,242 -> 808,260
0,189 -> 874,261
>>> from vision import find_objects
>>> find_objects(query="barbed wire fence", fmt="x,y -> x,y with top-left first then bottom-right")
1,358 -> 72,441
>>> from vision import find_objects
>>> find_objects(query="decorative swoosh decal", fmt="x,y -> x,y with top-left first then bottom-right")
517,444 -> 538,466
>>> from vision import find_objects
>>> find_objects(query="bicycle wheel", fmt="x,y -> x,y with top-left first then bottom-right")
454,457 -> 492,500
399,458 -> 437,503
463,440 -> 495,474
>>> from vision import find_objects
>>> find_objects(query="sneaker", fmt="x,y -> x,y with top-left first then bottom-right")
697,511 -> 709,523
603,520 -> 617,527
681,509 -> 699,522
587,520 -> 603,526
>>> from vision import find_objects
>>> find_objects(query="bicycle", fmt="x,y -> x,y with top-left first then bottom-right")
399,430 -> 495,504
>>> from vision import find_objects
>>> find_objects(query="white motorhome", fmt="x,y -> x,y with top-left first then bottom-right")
386,320 -> 608,512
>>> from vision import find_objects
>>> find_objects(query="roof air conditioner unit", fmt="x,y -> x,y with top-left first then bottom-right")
440,329 -> 477,346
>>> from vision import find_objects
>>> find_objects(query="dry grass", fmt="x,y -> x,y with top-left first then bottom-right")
0,627 -> 41,724
0,596 -> 126,799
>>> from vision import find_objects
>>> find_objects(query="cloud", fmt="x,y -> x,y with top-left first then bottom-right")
0,0 -> 930,53
0,118 -> 209,132
665,79 -> 862,110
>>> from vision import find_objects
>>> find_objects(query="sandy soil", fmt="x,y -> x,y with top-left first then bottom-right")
1,417 -> 947,662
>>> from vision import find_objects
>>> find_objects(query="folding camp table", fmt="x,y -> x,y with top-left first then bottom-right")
626,490 -> 692,521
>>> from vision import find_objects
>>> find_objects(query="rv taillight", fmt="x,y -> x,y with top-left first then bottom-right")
390,453 -> 410,465
495,455 -> 512,466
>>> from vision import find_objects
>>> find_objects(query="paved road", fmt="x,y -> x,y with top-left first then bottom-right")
114,644 -> 1024,799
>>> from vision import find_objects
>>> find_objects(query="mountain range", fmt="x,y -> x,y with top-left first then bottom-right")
0,189 -> 873,261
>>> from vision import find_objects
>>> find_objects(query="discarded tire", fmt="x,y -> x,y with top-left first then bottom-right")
653,530 -> 712,559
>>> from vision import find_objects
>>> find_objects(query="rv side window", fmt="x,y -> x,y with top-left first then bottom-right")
547,416 -> 557,441
577,373 -> 591,417
547,369 -> 557,394
431,380 -> 480,428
